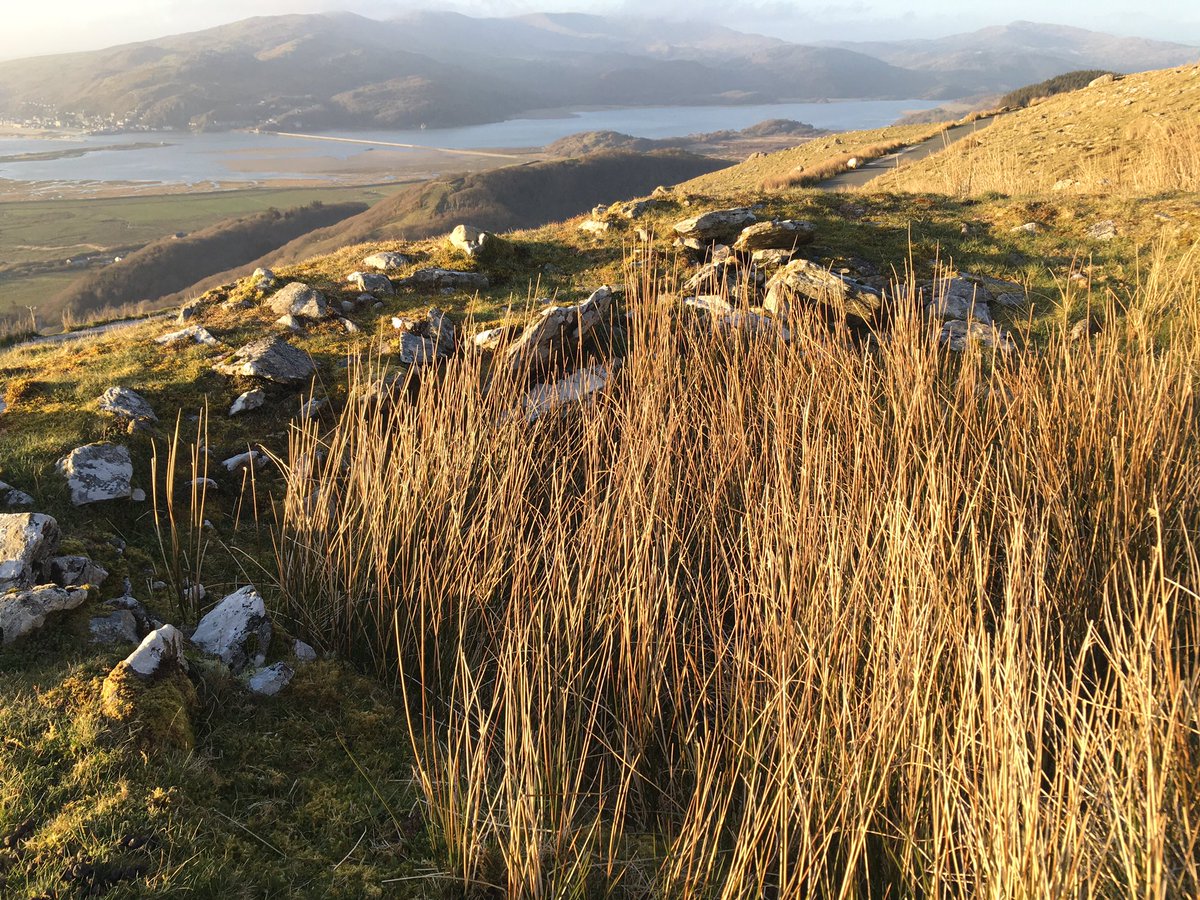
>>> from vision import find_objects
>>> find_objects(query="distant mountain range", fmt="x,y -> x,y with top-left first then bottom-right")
0,13 -> 1195,132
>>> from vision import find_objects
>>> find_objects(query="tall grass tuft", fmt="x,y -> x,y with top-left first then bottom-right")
274,251 -> 1200,897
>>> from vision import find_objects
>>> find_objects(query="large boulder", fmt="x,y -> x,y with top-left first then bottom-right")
0,513 -> 60,593
0,585 -> 88,646
268,283 -> 329,319
98,387 -> 157,423
504,286 -> 613,370
215,337 -> 315,384
763,259 -> 883,322
391,307 -> 457,367
347,271 -> 394,296
449,224 -> 504,260
57,443 -> 133,506
396,268 -> 489,292
190,586 -> 272,673
733,220 -> 816,252
673,208 -> 757,245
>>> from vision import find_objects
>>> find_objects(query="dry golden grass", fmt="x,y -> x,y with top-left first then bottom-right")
872,64 -> 1200,198
270,241 -> 1200,896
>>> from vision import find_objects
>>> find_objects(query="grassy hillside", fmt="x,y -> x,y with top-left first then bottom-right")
52,203 -> 366,319
869,63 -> 1200,196
1,69 -> 1199,897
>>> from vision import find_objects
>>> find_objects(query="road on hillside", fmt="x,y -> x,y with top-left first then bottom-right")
11,312 -> 174,350
817,116 -> 996,191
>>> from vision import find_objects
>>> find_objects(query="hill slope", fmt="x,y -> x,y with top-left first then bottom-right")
869,64 -> 1200,196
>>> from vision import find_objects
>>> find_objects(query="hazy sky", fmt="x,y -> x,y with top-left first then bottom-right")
1,0 -> 1197,60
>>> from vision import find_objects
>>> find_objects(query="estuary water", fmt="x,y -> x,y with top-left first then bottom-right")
0,98 -> 941,187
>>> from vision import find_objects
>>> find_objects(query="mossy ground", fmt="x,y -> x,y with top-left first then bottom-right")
1,77 -> 1198,894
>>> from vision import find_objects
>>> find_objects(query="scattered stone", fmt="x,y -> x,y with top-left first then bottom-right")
391,307 -> 457,366
1086,220 -> 1118,241
215,337 -> 315,384
0,585 -> 88,646
751,248 -> 793,271
927,276 -> 993,324
1088,73 -> 1116,88
685,297 -> 788,340
0,513 -> 61,593
190,585 -> 272,672
299,398 -> 327,420
1011,222 -> 1043,235
684,259 -> 742,295
130,488 -> 146,503
189,478 -> 218,491
961,273 -> 1027,308
473,325 -> 521,351
177,299 -> 204,323
363,251 -> 411,271
293,639 -> 318,662
269,282 -> 329,319
252,267 -> 275,291
229,388 -> 266,416
733,220 -> 815,252
940,320 -> 1016,353
0,481 -> 34,508
98,387 -> 157,423
247,662 -> 294,696
578,218 -> 611,236
47,555 -> 108,589
1070,318 -> 1103,341
608,199 -> 662,220
763,259 -> 883,321
519,364 -> 611,422
155,325 -> 218,347
347,271 -> 394,295
396,268 -> 489,292
674,208 -> 757,245
222,450 -> 267,473
277,314 -> 303,332
58,443 -> 133,506
101,623 -> 196,750
339,317 -> 361,334
504,286 -> 613,370
89,610 -> 140,645
107,594 -> 157,635
341,300 -> 356,314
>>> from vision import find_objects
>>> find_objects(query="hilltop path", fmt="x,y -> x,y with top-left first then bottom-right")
816,116 -> 996,190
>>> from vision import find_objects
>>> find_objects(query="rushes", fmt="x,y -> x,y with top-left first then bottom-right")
150,407 -> 211,624
276,259 -> 1200,897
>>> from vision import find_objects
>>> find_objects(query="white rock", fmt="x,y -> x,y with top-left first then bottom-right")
300,398 -> 327,420
57,443 -> 133,506
269,282 -> 329,319
0,513 -> 61,593
0,585 -> 88,646
229,389 -> 266,416
156,325 -> 218,347
0,481 -> 35,509
293,639 -> 317,662
130,488 -> 146,502
190,585 -> 272,672
347,271 -> 394,295
222,450 -> 267,473
98,387 -> 157,423
520,365 -> 611,423
215,337 -> 315,384
504,286 -> 612,370
248,662 -> 294,696
940,320 -> 1016,353
363,251 -> 411,272
124,624 -> 189,677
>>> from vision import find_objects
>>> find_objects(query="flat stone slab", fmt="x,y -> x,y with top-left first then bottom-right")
57,443 -> 133,506
764,259 -> 883,322
674,208 -> 757,244
733,220 -> 815,252
215,337 -> 316,384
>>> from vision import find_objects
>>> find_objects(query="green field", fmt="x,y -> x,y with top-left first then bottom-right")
0,182 -> 408,319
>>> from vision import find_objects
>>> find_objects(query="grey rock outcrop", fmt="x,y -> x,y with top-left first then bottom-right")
363,251 -> 411,271
190,585 -> 272,673
763,259 -> 883,321
928,277 -> 993,324
98,387 -> 157,423
58,443 -> 133,506
89,609 -> 140,645
391,308 -> 457,367
505,286 -> 613,370
47,555 -> 108,589
0,481 -> 35,509
733,220 -> 815,252
449,224 -> 503,259
215,337 -> 315,384
940,320 -> 1016,353
347,271 -> 394,295
397,268 -> 489,292
0,512 -> 60,593
0,585 -> 88,646
268,283 -> 329,319
674,208 -> 756,245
